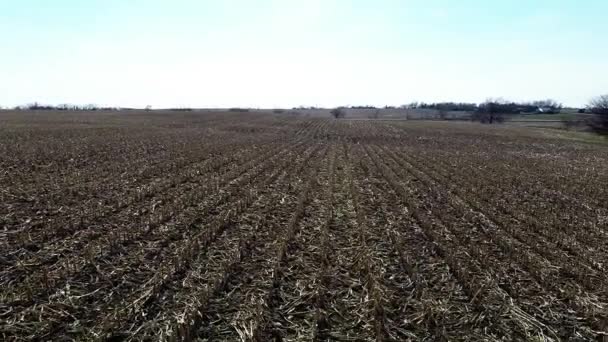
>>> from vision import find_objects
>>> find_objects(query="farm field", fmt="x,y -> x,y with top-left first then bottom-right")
1,111 -> 607,341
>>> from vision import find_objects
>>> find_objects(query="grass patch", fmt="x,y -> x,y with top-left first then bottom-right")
535,128 -> 608,145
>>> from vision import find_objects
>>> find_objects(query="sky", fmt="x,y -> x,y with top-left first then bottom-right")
0,0 -> 607,108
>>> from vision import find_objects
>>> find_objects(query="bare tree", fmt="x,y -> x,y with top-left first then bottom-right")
331,107 -> 345,119
472,99 -> 513,124
588,95 -> 608,135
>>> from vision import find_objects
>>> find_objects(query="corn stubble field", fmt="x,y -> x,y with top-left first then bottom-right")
1,111 -> 607,341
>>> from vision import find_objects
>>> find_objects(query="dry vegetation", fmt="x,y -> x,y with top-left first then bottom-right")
1,111 -> 607,341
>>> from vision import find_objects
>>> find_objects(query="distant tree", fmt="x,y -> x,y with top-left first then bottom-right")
418,102 -> 478,112
532,99 -> 562,113
472,99 -> 513,124
330,107 -> 345,119
350,105 -> 377,109
403,102 -> 419,109
587,95 -> 608,135
518,103 -> 538,113
229,108 -> 249,112
273,109 -> 285,114
26,102 -> 57,110
145,105 -> 152,111
578,108 -> 586,114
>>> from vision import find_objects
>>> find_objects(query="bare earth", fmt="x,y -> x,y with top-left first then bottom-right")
1,111 -> 607,341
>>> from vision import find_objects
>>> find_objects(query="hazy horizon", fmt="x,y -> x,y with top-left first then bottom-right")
1,0 -> 607,108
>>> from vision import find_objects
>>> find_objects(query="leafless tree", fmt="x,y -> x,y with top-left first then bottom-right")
471,99 -> 510,124
331,107 -> 345,119
587,95 -> 608,135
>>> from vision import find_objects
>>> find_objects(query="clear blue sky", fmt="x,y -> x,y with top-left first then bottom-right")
1,0 -> 606,108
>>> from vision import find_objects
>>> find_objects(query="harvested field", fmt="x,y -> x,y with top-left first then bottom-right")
1,111 -> 607,341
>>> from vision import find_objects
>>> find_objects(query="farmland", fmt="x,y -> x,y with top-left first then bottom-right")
1,111 -> 607,341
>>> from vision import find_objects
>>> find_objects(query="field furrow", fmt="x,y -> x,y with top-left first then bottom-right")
193,145 -> 326,341
2,114 -> 606,341
1,140 -> 314,340
373,144 -> 606,335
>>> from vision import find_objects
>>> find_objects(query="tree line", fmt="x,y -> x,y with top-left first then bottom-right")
328,96 -> 608,135
11,102 -> 119,111
3,95 -> 607,135
404,99 -> 562,113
